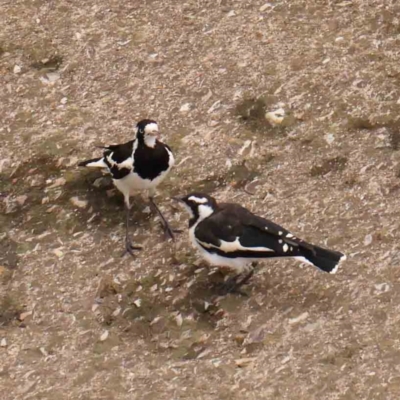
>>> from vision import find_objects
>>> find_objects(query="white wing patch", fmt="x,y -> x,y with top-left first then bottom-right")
188,196 -> 209,204
84,158 -> 108,169
106,152 -> 116,167
197,237 -> 274,253
105,141 -> 137,170
116,157 -> 134,170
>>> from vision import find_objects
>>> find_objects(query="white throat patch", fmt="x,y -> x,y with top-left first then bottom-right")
197,204 -> 214,221
144,135 -> 157,148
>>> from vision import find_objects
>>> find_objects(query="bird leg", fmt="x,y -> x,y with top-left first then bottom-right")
148,196 -> 176,240
217,266 -> 256,296
236,268 -> 255,287
122,200 -> 142,257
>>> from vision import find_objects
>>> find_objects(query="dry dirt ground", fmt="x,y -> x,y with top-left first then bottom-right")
2,0 -> 400,399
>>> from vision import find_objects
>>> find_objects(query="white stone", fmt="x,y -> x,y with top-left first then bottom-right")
364,234 -> 373,246
179,103 -> 191,113
324,133 -> 335,145
265,108 -> 285,126
70,197 -> 88,209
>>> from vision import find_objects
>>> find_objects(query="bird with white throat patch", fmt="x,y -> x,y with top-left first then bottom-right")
173,192 -> 346,294
78,119 -> 175,255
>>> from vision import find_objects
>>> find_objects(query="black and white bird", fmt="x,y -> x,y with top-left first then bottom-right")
78,119 -> 175,255
173,193 -> 346,292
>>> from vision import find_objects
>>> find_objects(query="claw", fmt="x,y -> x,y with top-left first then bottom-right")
121,240 -> 142,258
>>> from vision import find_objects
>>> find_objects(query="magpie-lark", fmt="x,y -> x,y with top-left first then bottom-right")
174,192 -> 346,293
78,119 -> 175,255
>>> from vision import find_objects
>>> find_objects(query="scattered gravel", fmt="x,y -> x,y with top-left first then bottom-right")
2,0 -> 400,399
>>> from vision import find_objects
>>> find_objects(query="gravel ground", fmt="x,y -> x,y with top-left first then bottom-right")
2,0 -> 400,399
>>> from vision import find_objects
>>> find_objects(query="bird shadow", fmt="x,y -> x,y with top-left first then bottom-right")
0,155 -> 159,236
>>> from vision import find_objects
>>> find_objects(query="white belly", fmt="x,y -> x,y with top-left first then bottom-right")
113,169 -> 169,194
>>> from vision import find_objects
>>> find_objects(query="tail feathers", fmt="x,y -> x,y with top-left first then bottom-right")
78,157 -> 108,169
297,244 -> 346,274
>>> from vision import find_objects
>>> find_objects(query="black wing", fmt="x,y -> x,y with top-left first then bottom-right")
103,140 -> 135,179
194,203 -> 314,259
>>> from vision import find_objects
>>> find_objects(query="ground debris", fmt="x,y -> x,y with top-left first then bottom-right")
288,312 -> 309,325
235,357 -> 256,368
70,196 -> 88,209
244,325 -> 268,345
100,330 -> 109,341
1,0 -> 400,398
19,311 -> 32,321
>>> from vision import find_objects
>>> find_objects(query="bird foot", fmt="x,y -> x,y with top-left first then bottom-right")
121,239 -> 142,258
216,269 -> 255,296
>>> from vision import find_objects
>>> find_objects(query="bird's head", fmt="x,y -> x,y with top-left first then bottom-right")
136,119 -> 159,147
173,193 -> 217,225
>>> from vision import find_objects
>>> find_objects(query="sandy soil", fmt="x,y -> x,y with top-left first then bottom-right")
2,0 -> 400,399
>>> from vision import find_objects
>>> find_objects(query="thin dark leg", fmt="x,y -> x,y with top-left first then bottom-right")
217,268 -> 255,296
235,268 -> 255,287
149,196 -> 175,240
121,203 -> 142,257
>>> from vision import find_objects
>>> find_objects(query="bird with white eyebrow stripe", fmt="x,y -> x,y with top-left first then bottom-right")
78,119 -> 175,255
173,192 -> 346,294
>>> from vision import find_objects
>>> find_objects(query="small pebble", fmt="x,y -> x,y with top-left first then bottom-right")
19,311 -> 32,321
324,133 -> 335,145
53,248 -> 64,258
265,108 -> 285,126
70,196 -> 88,209
235,357 -> 256,367
175,313 -> 183,327
364,234 -> 373,246
15,195 -> 28,206
374,283 -> 390,294
179,103 -> 191,113
49,177 -> 66,188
